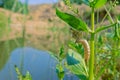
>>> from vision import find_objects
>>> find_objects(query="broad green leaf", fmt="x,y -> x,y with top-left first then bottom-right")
67,54 -> 80,65
66,49 -> 88,80
95,23 -> 116,33
56,8 -> 90,32
94,0 -> 107,8
77,74 -> 88,80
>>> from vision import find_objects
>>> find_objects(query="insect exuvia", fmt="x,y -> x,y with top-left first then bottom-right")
70,28 -> 90,63
76,39 -> 90,63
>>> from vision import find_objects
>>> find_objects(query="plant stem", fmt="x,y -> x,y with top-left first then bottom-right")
89,7 -> 95,80
60,78 -> 63,80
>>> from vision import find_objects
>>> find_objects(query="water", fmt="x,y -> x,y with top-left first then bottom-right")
0,39 -> 79,80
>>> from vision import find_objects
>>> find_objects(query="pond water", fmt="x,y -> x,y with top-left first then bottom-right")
0,39 -> 79,80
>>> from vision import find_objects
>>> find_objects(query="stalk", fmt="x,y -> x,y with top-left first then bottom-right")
60,78 -> 63,80
89,7 -> 95,80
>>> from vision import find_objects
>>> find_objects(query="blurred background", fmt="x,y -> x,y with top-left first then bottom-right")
0,0 -> 71,53
0,0 -> 71,80
0,0 -> 120,80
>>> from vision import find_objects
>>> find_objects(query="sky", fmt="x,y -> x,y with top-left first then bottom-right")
20,0 -> 58,5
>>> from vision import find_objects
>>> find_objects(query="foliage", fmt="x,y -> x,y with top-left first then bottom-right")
2,0 -> 28,14
56,64 -> 65,80
56,0 -> 120,80
0,12 -> 8,38
49,46 -> 66,80
66,49 -> 88,80
15,65 -> 32,80
56,8 -> 90,32
67,0 -> 120,5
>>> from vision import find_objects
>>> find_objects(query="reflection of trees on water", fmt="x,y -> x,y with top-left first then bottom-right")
0,38 -> 23,70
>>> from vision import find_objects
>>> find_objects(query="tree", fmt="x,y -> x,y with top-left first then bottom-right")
0,0 -> 28,14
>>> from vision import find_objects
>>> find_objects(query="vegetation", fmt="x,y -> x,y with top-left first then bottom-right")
0,0 -> 28,14
55,47 -> 65,80
15,65 -> 32,80
0,12 -> 8,38
69,0 -> 120,4
0,0 -> 120,80
56,0 -> 120,80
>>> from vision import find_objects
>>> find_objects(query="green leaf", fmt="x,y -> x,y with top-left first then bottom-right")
15,65 -> 32,80
56,8 -> 90,32
113,23 -> 120,40
68,41 -> 84,57
59,46 -> 64,57
24,72 -> 32,80
95,23 -> 116,33
98,35 -> 103,45
77,74 -> 88,80
94,0 -> 107,8
67,54 -> 80,65
59,46 -> 66,61
66,49 -> 88,80
56,64 -> 65,79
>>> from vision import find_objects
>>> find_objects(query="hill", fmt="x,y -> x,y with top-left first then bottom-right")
1,3 -> 120,53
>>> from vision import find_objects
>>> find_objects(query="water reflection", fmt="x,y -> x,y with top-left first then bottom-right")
0,38 -> 23,70
0,40 -> 79,80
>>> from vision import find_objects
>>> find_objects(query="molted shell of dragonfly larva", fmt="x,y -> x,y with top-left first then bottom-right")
76,39 -> 90,62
